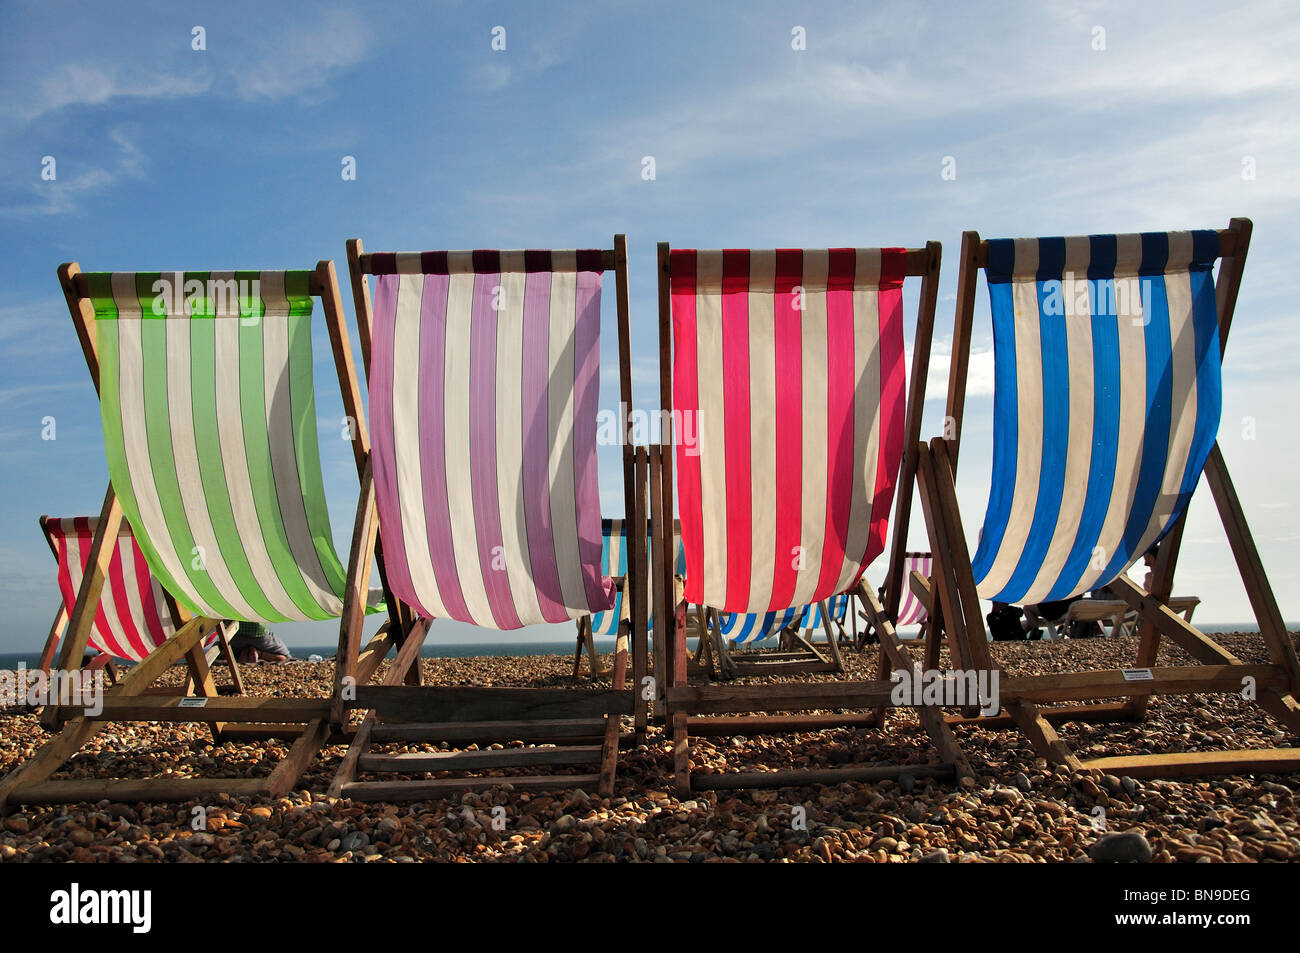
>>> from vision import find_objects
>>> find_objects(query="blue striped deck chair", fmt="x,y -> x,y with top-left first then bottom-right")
919,217 -> 1300,778
709,593 -> 852,677
573,518 -> 685,678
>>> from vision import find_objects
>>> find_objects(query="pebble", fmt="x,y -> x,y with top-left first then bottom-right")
1089,830 -> 1153,863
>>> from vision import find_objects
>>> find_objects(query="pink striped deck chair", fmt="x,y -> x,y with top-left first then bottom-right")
655,240 -> 972,795
334,236 -> 642,799
38,516 -> 226,676
896,552 -> 933,627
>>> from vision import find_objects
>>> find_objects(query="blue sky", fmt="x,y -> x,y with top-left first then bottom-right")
1,0 -> 1297,651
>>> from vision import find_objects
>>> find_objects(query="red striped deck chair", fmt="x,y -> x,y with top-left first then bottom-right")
917,217 -> 1300,778
0,259 -> 371,810
652,241 -> 973,795
37,516 -> 235,688
332,236 -> 643,798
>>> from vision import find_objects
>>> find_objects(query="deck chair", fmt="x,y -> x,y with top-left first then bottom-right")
37,516 -> 238,691
857,551 -> 932,651
574,517 -> 685,686
707,593 -> 852,679
1117,595 -> 1199,637
652,242 -> 972,795
331,236 -> 643,800
0,261 -> 371,810
916,217 -> 1300,778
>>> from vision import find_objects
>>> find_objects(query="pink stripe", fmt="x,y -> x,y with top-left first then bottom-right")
670,252 -> 704,605
368,275 -> 424,617
73,518 -> 130,661
132,540 -> 169,651
815,248 -> 858,600
108,536 -> 150,660
860,251 -> 908,586
721,251 -> 752,610
520,269 -> 568,621
417,274 -> 473,622
571,271 -> 615,611
468,272 -> 520,628
768,249 -> 804,611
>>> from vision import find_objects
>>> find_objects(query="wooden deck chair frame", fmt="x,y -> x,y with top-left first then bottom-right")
650,240 -> 973,795
0,259 -> 372,811
36,515 -> 245,695
330,235 -> 646,800
698,594 -> 851,680
915,216 -> 1300,778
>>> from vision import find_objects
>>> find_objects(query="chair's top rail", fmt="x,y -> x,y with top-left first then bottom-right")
358,248 -> 617,275
40,515 -> 136,541
971,227 -> 1238,268
71,268 -> 331,304
665,246 -> 933,278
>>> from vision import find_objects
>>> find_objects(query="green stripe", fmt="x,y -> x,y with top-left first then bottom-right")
135,274 -> 241,619
287,311 -> 348,607
85,271 -> 317,319
237,310 -> 323,618
186,280 -> 283,623
96,295 -> 203,618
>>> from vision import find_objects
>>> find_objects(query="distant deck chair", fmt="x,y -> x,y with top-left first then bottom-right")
653,242 -> 972,795
915,217 -> 1300,778
1116,595 -> 1199,638
331,236 -> 643,799
706,593 -> 852,679
37,516 -> 237,691
857,551 -> 932,651
575,518 -> 686,686
0,261 -> 370,811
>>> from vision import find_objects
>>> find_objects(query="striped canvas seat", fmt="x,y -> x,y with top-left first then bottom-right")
367,251 -> 615,629
589,519 -> 685,637
87,272 -> 350,623
43,517 -> 216,663
721,592 -> 850,646
972,231 -> 1222,604
896,552 -> 932,626
671,249 -> 906,614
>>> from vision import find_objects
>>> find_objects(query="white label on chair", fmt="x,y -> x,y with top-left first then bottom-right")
1121,668 -> 1154,681
178,697 -> 209,708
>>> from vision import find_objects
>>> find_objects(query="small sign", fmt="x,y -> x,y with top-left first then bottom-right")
178,697 -> 209,708
1121,668 -> 1154,681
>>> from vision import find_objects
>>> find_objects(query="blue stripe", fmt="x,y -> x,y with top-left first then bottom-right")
971,256 -> 1021,584
1097,235 -> 1174,582
1000,274 -> 1070,602
1046,271 -> 1121,600
1159,268 -> 1221,544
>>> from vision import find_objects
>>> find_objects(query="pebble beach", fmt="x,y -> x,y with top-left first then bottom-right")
1,632 -> 1297,863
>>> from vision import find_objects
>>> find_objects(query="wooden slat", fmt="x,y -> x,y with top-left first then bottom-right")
341,774 -> 604,801
999,664 -> 1286,704
359,746 -> 602,772
1083,748 -> 1300,779
329,710 -> 375,797
369,719 -> 608,744
942,701 -> 1134,729
266,718 -> 329,797
12,777 -> 268,805
1006,701 -> 1083,771
668,680 -> 897,715
48,696 -> 330,724
687,713 -> 878,735
351,686 -> 633,723
692,762 -> 954,791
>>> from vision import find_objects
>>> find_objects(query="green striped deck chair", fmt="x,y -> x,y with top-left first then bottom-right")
0,259 -> 372,810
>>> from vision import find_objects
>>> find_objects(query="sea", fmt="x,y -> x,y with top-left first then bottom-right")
0,623 -> 1287,669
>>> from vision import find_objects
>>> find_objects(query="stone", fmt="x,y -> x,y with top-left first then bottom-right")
1088,830 -> 1152,863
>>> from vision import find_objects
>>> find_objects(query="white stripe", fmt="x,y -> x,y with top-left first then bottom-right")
493,261 -> 544,624
791,250 -> 829,606
835,251 -> 883,592
211,288 -> 300,620
166,303 -> 257,619
116,536 -> 155,658
1128,264 -> 1200,560
1024,239 -> 1095,603
694,252 -> 727,607
747,251 -> 777,609
392,274 -> 448,619
261,287 -> 339,616
1084,233 -> 1150,592
547,259 -> 588,617
111,279 -> 205,612
976,241 -> 1044,598
444,272 -> 495,624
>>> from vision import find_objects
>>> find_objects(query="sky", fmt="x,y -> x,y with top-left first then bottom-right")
0,0 -> 1297,652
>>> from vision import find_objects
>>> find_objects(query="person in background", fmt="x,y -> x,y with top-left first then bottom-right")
230,620 -> 293,664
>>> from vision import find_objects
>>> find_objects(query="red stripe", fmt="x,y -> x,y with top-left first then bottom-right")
860,249 -> 908,584
768,249 -> 804,611
815,248 -> 858,599
105,532 -> 148,661
132,537 -> 169,651
721,250 -> 752,609
670,251 -> 704,605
